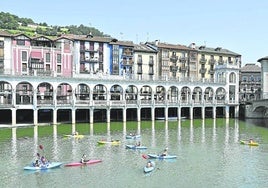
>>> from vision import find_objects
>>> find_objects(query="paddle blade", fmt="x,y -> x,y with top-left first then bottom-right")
39,145 -> 43,150
142,154 -> 149,159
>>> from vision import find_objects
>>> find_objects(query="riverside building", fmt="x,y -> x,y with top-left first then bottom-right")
0,31 -> 241,125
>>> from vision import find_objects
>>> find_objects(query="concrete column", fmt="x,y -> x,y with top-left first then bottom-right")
189,107 -> 193,120
12,108 -> 16,126
213,106 -> 216,119
225,106 -> 230,118
72,109 -> 76,124
165,107 -> 168,121
177,107 -> 181,120
123,108 -> 126,122
90,109 -> 94,124
151,107 -> 155,121
106,109 -> 110,123
137,108 -> 141,122
53,109 -> 57,125
234,106 -> 239,118
33,109 -> 38,125
202,106 -> 205,119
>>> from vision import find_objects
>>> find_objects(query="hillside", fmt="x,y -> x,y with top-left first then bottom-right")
0,11 -> 110,37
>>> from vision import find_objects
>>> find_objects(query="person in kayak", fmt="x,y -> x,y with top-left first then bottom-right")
161,147 -> 168,157
146,160 -> 153,168
135,141 -> 141,146
80,154 -> 89,163
249,138 -> 254,144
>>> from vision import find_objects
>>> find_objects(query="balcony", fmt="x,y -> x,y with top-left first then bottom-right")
209,59 -> 216,65
179,56 -> 186,62
199,68 -> 207,74
208,69 -> 215,74
199,58 -> 207,64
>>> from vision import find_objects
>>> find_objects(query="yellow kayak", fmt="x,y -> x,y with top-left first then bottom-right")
97,140 -> 120,145
240,140 -> 259,146
64,134 -> 84,139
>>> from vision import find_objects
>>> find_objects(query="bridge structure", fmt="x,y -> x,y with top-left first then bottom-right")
244,99 -> 268,118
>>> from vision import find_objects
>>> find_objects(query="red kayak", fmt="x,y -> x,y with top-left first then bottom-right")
64,159 -> 102,167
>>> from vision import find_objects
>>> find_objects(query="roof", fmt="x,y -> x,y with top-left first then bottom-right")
157,42 -> 190,51
257,56 -> 268,62
134,43 -> 158,53
0,30 -> 11,37
197,46 -> 240,56
240,63 -> 261,73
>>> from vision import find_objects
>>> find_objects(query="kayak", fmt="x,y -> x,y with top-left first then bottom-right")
97,140 -> 120,145
65,159 -> 102,167
144,161 -> 155,173
24,162 -> 62,170
126,144 -> 147,150
64,134 -> 84,138
126,135 -> 141,139
147,154 -> 177,159
240,140 -> 259,146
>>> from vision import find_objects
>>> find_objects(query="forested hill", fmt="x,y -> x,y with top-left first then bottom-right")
0,11 -> 110,37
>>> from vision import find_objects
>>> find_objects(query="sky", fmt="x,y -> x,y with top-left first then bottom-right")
1,0 -> 268,66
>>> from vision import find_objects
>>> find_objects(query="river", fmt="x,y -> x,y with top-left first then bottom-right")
0,118 -> 267,188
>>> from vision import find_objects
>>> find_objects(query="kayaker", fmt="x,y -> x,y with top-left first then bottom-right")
161,147 -> 168,156
146,160 -> 152,168
80,154 -> 89,163
136,141 -> 141,146
34,159 -> 40,167
249,138 -> 254,144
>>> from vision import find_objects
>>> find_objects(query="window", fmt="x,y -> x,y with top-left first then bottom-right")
57,54 -> 61,64
22,63 -> 27,72
22,51 -> 27,61
57,65 -> 61,73
46,53 -> 51,62
0,41 -> 4,48
46,64 -> 50,71
242,76 -> 248,82
17,40 -> 25,46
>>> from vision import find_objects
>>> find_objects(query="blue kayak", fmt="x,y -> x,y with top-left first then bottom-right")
126,135 -> 141,139
126,144 -> 147,150
24,162 -> 62,170
147,154 -> 177,159
144,161 -> 155,173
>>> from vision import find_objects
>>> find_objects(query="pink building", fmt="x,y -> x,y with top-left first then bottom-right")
11,34 -> 73,77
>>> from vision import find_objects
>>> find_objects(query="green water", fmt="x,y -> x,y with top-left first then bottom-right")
0,118 -> 267,188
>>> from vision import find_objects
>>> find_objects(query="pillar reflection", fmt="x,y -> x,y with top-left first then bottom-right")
190,120 -> 194,143
177,120 -> 181,143
201,119 -> 205,143
151,121 -> 156,147
234,119 -> 239,142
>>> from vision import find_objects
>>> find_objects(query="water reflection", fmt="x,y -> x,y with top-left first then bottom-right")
234,119 -> 239,142
2,119 -> 268,188
225,118 -> 229,144
11,128 -> 17,158
201,119 -> 205,143
90,123 -> 93,136
213,119 -> 216,142
52,125 -> 58,161
190,120 -> 193,143
177,120 -> 181,143
164,121 -> 169,146
151,121 -> 156,147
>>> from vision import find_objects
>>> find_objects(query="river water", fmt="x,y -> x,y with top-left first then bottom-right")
0,118 -> 268,188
